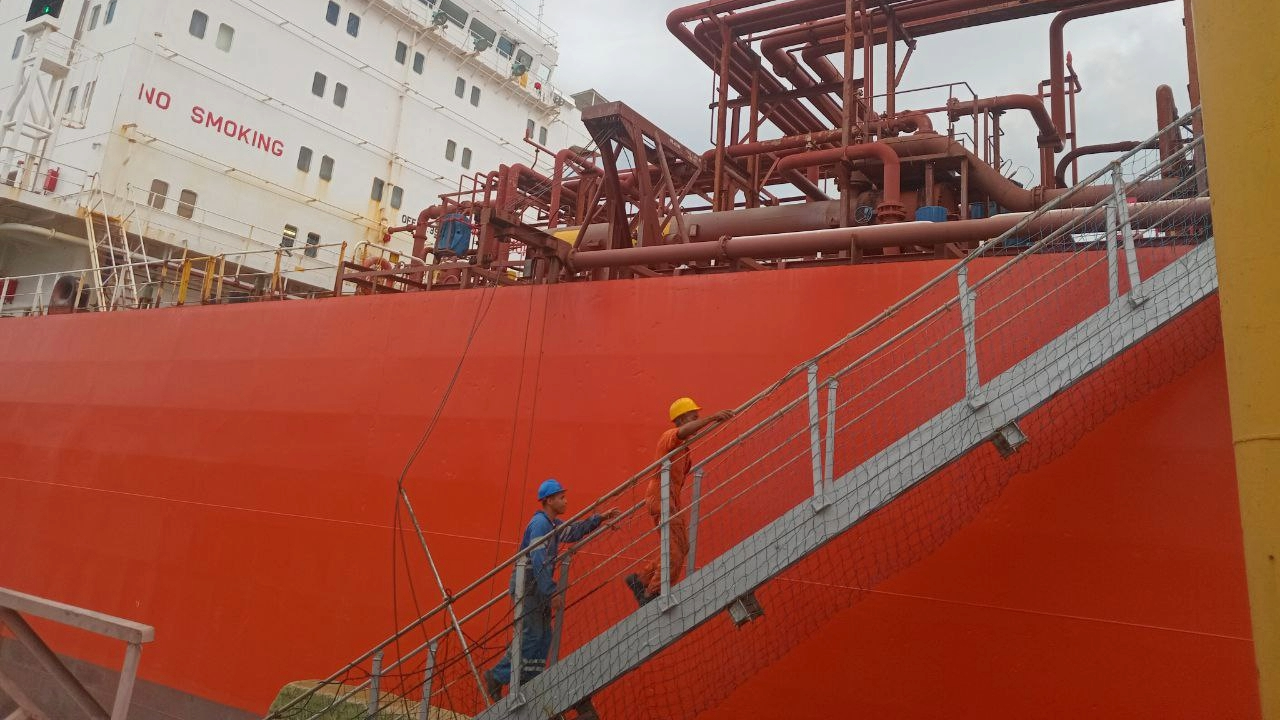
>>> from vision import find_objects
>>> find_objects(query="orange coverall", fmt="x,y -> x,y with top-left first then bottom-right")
637,427 -> 692,596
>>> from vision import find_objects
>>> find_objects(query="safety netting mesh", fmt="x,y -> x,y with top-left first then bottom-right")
266,110 -> 1215,720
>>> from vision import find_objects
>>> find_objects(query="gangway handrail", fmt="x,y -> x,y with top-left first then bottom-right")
0,586 -> 155,720
265,106 -> 1206,720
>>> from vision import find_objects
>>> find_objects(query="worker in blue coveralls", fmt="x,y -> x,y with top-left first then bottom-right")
485,479 -> 619,702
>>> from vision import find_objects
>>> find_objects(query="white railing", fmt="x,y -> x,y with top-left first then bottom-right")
0,242 -> 350,318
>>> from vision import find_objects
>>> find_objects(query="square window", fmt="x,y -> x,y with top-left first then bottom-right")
281,225 -> 298,248
454,77 -> 465,98
334,83 -> 347,107
346,13 -> 360,37
497,35 -> 515,59
189,10 -> 208,39
395,41 -> 407,64
470,86 -> 480,107
371,177 -> 384,201
390,185 -> 404,210
413,52 -> 425,74
11,36 -> 22,60
88,5 -> 101,30
297,146 -> 313,172
148,179 -> 169,210
319,156 -> 334,181
105,0 -> 117,24
469,19 -> 496,50
311,72 -> 326,97
445,140 -> 456,161
538,126 -> 548,145
438,0 -> 468,27
461,148 -> 472,169
216,24 -> 234,51
326,2 -> 340,25
177,189 -> 197,219
305,232 -> 320,258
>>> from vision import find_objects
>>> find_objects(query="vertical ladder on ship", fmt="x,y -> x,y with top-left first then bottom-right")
84,189 -> 149,310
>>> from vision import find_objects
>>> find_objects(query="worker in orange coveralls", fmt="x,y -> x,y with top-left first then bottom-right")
625,397 -> 734,606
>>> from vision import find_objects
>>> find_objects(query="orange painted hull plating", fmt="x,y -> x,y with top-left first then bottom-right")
0,260 -> 1260,718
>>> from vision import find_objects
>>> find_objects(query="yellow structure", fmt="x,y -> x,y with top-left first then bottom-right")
1191,1 -> 1280,716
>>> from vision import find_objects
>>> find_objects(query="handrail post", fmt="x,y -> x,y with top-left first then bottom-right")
823,378 -> 838,491
416,641 -> 438,720
548,552 -> 572,665
0,278 -> 9,316
367,649 -> 383,718
334,241 -> 348,297
108,642 -> 143,720
30,275 -> 42,315
176,260 -> 191,307
270,249 -> 282,298
200,257 -> 215,304
214,256 -> 227,304
1110,162 -> 1146,306
1105,197 -> 1121,303
958,264 -> 985,409
659,458 -> 673,608
509,554 -> 528,705
686,466 -> 704,575
806,364 -> 824,502
73,271 -> 88,314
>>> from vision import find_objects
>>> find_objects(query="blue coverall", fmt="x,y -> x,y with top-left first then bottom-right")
488,509 -> 604,686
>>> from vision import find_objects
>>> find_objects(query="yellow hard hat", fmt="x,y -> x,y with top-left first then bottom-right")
669,397 -> 701,421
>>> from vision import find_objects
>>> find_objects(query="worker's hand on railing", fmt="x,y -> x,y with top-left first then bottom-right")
600,507 -> 621,528
712,409 -> 736,423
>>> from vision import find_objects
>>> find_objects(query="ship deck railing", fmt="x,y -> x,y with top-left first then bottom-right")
0,242 -> 352,318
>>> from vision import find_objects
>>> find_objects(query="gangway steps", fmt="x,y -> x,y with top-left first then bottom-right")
482,239 -> 1218,720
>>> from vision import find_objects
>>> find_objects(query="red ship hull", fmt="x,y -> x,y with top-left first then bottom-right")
0,259 -> 1258,718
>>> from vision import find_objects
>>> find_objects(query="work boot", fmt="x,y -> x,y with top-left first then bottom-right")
624,574 -> 651,607
483,669 -> 504,703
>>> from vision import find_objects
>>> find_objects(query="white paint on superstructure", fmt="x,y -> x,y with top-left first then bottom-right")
0,0 -> 595,286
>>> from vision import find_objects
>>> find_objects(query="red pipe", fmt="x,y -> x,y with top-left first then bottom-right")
775,142 -> 905,222
947,95 -> 1062,186
567,198 -> 1208,270
411,206 -> 444,260
948,95 -> 1062,152
882,133 -> 1180,211
1155,84 -> 1182,170
725,112 -> 933,159
669,4 -> 827,135
1049,0 -> 1172,138
1054,141 -> 1145,188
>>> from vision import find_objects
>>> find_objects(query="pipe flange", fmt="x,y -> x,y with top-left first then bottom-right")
717,235 -> 732,262
875,203 -> 907,224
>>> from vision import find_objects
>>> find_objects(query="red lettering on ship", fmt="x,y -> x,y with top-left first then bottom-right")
138,84 -> 171,110
190,106 -> 285,158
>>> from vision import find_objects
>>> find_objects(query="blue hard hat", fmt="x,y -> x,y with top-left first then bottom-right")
537,478 -> 565,501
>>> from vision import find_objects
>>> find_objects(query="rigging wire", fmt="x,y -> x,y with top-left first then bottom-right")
387,283 -> 499,692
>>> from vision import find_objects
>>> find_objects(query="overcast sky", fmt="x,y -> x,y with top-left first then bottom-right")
529,1 -> 1190,186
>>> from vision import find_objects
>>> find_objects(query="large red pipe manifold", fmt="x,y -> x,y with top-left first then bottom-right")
387,0 -> 1196,287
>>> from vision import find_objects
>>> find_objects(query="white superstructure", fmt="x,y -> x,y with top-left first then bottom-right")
0,0 -> 595,306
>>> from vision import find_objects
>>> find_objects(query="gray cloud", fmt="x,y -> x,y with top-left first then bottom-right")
538,1 -> 1191,185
